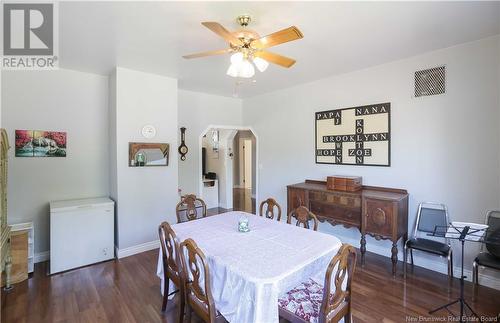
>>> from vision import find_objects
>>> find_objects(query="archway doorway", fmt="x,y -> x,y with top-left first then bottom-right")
198,126 -> 258,214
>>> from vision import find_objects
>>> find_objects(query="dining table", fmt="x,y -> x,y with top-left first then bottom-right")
156,211 -> 342,323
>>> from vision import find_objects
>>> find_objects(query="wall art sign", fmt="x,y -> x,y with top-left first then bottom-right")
315,103 -> 390,166
15,130 -> 67,157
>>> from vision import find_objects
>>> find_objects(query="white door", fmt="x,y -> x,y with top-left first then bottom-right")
238,138 -> 245,187
243,139 -> 252,189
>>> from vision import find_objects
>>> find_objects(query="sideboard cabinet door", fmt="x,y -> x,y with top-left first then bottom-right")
363,198 -> 396,239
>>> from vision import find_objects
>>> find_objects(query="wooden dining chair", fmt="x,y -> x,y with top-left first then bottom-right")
259,198 -> 282,221
176,194 -> 207,223
180,238 -> 222,323
278,244 -> 357,323
287,206 -> 319,231
158,222 -> 185,321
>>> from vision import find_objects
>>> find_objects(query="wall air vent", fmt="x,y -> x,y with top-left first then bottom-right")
414,66 -> 445,97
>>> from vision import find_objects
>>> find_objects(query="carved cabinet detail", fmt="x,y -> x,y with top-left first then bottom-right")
364,198 -> 394,238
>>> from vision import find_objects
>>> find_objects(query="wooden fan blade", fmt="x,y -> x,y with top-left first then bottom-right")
254,51 -> 296,68
201,22 -> 243,46
182,48 -> 230,59
251,26 -> 303,49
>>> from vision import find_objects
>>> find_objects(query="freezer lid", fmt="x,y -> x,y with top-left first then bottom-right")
50,197 -> 114,213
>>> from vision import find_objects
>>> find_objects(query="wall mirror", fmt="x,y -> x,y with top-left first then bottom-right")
129,142 -> 169,167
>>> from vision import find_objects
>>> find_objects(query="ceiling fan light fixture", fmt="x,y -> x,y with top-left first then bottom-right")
226,63 -> 240,77
183,19 -> 303,78
230,52 -> 244,64
238,59 -> 255,78
227,53 -> 255,78
253,56 -> 269,72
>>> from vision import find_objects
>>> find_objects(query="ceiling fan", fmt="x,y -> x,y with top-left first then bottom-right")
183,15 -> 303,78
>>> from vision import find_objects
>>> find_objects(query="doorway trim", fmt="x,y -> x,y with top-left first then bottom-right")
198,125 -> 259,211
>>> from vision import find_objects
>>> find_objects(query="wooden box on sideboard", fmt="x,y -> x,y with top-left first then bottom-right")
326,175 -> 362,192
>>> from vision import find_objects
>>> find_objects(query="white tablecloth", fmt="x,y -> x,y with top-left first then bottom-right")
156,211 -> 342,323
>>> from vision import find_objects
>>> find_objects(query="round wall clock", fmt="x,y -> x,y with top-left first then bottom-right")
141,125 -> 156,139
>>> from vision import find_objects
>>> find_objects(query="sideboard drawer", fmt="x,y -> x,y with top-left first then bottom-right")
309,191 -> 361,208
310,201 -> 361,227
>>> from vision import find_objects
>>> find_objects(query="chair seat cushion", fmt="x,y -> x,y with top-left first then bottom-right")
475,252 -> 500,270
278,278 -> 324,323
407,238 -> 450,256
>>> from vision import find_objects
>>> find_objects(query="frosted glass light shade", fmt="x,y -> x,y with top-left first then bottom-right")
227,52 -> 255,78
253,57 -> 269,72
226,63 -> 239,77
238,59 -> 255,78
230,52 -> 244,64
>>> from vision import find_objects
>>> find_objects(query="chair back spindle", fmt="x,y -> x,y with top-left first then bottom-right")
288,206 -> 319,231
259,198 -> 282,221
180,238 -> 217,323
320,244 -> 357,323
158,222 -> 184,313
176,194 -> 207,223
159,222 -> 181,276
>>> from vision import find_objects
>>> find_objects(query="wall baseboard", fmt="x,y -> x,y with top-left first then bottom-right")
34,251 -> 50,263
219,202 -> 230,209
33,235 -> 500,291
115,240 -> 159,259
33,241 -> 161,264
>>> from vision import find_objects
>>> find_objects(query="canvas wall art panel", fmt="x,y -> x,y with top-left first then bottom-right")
15,130 -> 34,157
15,130 -> 67,157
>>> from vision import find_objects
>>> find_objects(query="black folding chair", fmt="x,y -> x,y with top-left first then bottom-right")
404,202 -> 453,278
472,210 -> 500,295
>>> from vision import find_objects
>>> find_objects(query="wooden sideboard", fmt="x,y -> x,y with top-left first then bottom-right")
287,180 -> 408,275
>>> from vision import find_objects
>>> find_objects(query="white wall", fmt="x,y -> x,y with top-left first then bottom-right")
178,90 -> 242,196
2,69 -> 109,254
243,36 -> 500,283
1,69 -> 241,255
109,70 -> 118,246
111,67 -> 178,250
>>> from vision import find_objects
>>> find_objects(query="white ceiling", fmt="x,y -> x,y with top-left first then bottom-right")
60,1 -> 500,98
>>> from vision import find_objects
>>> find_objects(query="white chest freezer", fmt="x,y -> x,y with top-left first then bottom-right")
49,197 -> 115,274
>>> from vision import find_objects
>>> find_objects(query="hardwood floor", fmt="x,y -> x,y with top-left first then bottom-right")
206,188 -> 256,216
233,188 -> 255,214
2,248 -> 500,323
